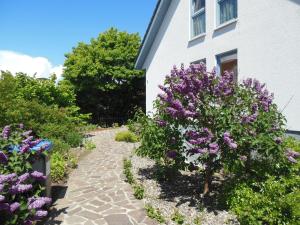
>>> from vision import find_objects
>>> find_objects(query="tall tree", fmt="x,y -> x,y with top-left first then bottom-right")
63,28 -> 145,124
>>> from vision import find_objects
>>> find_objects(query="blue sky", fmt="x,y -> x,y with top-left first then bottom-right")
0,0 -> 156,78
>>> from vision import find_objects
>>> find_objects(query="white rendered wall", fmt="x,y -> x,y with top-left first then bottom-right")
142,0 -> 300,131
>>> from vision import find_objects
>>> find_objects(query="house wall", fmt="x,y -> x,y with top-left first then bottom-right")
142,0 -> 300,131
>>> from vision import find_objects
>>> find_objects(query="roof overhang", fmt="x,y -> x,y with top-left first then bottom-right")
135,0 -> 172,69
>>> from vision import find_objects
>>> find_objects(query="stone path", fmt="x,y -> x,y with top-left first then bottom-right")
46,129 -> 157,225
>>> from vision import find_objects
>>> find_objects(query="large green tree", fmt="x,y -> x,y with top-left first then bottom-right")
63,28 -> 145,124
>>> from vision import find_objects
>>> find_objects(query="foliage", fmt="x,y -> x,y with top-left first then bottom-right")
83,139 -> 96,151
145,204 -> 166,224
127,108 -> 145,136
50,152 -> 67,183
227,175 -> 300,225
133,184 -> 144,200
171,210 -> 185,225
123,158 -> 134,185
0,125 -> 51,224
63,28 -> 145,124
115,131 -> 138,143
139,63 -> 291,194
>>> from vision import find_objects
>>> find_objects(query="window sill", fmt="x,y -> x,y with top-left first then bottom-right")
214,18 -> 238,31
189,33 -> 206,42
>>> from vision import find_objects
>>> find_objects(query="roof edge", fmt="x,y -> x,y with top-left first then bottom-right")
135,0 -> 171,69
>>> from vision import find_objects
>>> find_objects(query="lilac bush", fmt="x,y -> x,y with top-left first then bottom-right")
145,63 -> 292,194
0,125 -> 51,224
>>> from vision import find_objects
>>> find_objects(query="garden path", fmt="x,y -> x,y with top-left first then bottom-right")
45,128 -> 157,225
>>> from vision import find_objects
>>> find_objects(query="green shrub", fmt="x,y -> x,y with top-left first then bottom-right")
123,158 -> 134,184
227,175 -> 300,225
115,131 -> 138,143
83,139 -> 96,151
171,210 -> 185,225
133,184 -> 144,200
145,204 -> 166,224
51,152 -> 67,182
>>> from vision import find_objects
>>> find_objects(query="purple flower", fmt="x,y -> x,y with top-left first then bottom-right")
19,123 -> 24,129
17,173 -> 30,184
285,148 -> 300,163
240,155 -> 247,161
34,210 -> 48,219
166,150 -> 177,159
24,220 -> 33,225
9,202 -> 20,213
274,137 -> 282,144
0,203 -> 9,211
0,151 -> 8,164
31,171 -> 46,181
0,184 -> 4,192
2,125 -> 11,139
166,107 -> 178,118
223,132 -> 238,149
0,173 -> 17,184
0,195 -> 5,202
243,78 -> 252,88
156,119 -> 167,127
209,143 -> 219,154
10,184 -> 32,194
22,136 -> 33,145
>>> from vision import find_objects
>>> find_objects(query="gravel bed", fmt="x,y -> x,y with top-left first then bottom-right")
130,154 -> 239,225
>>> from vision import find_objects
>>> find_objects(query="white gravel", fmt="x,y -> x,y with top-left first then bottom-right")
130,154 -> 239,225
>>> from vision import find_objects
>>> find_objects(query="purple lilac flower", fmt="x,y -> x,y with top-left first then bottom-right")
22,136 -> 34,145
34,210 -> 48,219
240,155 -> 247,161
9,202 -> 20,213
10,184 -> 32,194
0,151 -> 8,164
29,139 -> 41,147
17,173 -> 30,184
243,78 -> 252,88
0,184 -> 4,192
223,132 -> 238,149
274,137 -> 282,144
166,107 -> 178,118
20,144 -> 30,154
0,203 -> 9,211
209,143 -> 219,154
0,173 -> 17,184
285,148 -> 300,163
31,171 -> 46,181
0,195 -> 5,202
156,119 -> 167,127
24,220 -> 33,225
166,150 -> 177,159
2,125 -> 10,139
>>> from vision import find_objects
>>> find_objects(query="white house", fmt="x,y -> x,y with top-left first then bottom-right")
135,0 -> 300,132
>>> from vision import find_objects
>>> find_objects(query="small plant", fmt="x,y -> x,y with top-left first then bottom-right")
193,216 -> 203,225
145,204 -> 166,224
83,139 -> 96,151
51,152 -> 67,182
133,184 -> 144,200
171,210 -> 185,224
123,158 -> 134,184
112,123 -> 119,128
115,131 -> 138,143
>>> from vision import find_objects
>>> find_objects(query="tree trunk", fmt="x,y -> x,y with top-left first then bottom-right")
203,161 -> 212,195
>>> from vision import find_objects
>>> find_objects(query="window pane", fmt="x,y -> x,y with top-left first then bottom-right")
219,0 -> 237,24
193,13 -> 205,36
193,0 -> 205,13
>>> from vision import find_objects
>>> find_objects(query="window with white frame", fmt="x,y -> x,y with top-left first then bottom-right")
191,0 -> 206,37
217,0 -> 237,26
216,50 -> 238,81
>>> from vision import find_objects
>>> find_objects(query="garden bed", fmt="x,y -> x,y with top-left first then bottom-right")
130,154 -> 239,225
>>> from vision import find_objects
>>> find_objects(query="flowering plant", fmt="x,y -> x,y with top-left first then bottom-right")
0,124 -> 51,224
149,63 -> 293,194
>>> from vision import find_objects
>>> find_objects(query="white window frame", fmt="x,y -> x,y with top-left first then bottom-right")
190,0 -> 206,39
216,0 -> 238,27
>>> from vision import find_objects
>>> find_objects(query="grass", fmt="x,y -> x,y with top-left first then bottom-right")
115,130 -> 139,143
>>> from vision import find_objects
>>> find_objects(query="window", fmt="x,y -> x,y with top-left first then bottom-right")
217,0 -> 237,25
191,58 -> 206,65
216,50 -> 238,80
191,0 -> 206,37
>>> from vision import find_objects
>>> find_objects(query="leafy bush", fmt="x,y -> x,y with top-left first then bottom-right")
50,152 -> 67,183
83,139 -> 96,151
145,204 -> 166,224
0,125 -> 52,224
133,184 -> 144,200
138,63 -> 291,194
227,175 -> 300,225
115,131 -> 138,143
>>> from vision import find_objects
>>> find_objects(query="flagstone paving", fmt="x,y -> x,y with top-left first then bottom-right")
45,129 -> 157,225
